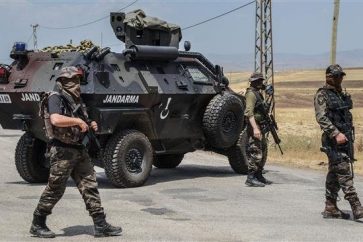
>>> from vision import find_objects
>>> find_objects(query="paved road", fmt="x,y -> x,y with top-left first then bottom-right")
0,130 -> 362,241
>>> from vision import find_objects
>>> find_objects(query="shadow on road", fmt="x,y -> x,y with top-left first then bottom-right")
56,225 -> 94,237
7,164 -> 250,189
145,164 -> 242,186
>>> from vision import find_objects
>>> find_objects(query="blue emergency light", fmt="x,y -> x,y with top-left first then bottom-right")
10,42 -> 28,60
14,42 -> 27,52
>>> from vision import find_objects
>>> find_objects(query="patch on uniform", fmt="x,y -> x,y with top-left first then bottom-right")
317,93 -> 325,105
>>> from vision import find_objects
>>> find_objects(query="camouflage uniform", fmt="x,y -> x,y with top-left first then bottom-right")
34,67 -> 104,218
244,72 -> 271,187
314,84 -> 357,201
245,87 -> 267,173
31,66 -> 121,238
314,64 -> 363,220
34,145 -> 104,217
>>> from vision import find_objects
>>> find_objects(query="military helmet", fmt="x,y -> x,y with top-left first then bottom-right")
56,66 -> 83,81
326,64 -> 346,77
249,72 -> 265,82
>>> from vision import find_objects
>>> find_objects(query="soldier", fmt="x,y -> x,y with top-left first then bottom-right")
314,64 -> 363,220
244,72 -> 272,187
30,66 -> 122,238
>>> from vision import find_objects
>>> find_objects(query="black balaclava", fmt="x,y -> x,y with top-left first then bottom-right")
326,75 -> 343,92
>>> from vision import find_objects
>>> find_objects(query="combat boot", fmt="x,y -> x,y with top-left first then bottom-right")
29,214 -> 55,238
321,198 -> 350,219
245,171 -> 265,187
92,214 -> 122,237
256,170 -> 272,185
349,198 -> 363,220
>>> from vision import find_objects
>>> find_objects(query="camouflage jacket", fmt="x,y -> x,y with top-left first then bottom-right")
244,87 -> 265,123
314,84 -> 353,139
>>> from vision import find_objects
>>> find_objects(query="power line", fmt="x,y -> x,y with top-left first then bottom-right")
39,0 -> 138,30
182,0 -> 255,31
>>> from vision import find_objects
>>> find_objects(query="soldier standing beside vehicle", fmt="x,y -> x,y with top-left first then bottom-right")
244,72 -> 272,187
314,64 -> 363,221
30,66 -> 122,238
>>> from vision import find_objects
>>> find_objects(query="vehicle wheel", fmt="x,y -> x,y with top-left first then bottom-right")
15,132 -> 49,183
153,154 -> 184,169
237,127 -> 268,173
103,130 -> 153,188
203,93 -> 244,149
227,128 -> 248,174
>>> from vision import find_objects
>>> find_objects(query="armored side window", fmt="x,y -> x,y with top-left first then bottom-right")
185,66 -> 210,83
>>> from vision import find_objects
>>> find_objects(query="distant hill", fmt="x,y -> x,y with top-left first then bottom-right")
205,49 -> 363,72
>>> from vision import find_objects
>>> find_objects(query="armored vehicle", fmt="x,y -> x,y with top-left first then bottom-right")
0,10 -> 248,188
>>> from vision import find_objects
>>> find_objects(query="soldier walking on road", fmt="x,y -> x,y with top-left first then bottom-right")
30,66 -> 122,238
244,73 -> 272,187
314,64 -> 363,221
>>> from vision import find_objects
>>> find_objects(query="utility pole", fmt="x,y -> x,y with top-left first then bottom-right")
331,0 -> 340,65
30,24 -> 39,50
255,0 -> 274,88
255,0 -> 274,111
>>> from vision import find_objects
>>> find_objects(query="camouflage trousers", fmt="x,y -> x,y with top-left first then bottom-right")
247,127 -> 267,172
34,145 -> 104,217
326,155 -> 357,202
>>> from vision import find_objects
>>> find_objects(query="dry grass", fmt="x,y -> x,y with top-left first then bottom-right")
230,68 -> 363,174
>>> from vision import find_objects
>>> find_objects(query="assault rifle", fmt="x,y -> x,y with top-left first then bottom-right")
320,136 -> 355,178
320,104 -> 355,177
72,103 -> 101,151
259,107 -> 283,155
59,92 -> 101,151
257,84 -> 283,155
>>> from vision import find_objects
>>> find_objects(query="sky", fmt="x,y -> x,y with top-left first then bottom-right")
0,0 -> 362,66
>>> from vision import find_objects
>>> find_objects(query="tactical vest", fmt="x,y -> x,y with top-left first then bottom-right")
246,88 -> 266,123
319,87 -> 353,132
39,92 -> 84,145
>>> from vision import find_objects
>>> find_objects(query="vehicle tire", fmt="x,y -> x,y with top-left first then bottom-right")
203,93 -> 244,149
103,130 -> 153,188
227,128 -> 248,174
15,132 -> 49,183
236,127 -> 268,173
153,154 -> 184,169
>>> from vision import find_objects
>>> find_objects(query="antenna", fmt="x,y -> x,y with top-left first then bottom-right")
30,24 -> 39,50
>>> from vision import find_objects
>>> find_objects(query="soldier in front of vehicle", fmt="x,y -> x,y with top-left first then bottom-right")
244,72 -> 272,187
30,66 -> 122,238
314,64 -> 363,221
